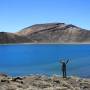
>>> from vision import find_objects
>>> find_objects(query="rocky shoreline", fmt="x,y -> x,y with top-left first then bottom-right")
0,74 -> 90,90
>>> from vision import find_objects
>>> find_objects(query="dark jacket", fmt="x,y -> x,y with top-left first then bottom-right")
61,62 -> 66,71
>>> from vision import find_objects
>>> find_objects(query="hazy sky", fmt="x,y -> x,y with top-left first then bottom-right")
0,0 -> 90,32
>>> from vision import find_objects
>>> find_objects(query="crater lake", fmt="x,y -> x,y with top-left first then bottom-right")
0,44 -> 90,78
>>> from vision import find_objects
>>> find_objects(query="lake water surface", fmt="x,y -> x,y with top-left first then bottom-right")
0,44 -> 90,77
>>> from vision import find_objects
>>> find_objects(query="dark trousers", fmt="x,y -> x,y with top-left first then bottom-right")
62,69 -> 66,78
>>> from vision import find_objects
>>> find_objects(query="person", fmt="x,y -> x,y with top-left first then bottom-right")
60,59 -> 69,78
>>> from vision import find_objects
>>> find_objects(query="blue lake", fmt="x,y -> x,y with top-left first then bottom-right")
0,44 -> 90,77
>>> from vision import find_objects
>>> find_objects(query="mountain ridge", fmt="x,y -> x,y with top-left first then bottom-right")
0,23 -> 90,44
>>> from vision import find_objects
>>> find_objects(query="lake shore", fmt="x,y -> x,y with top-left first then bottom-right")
0,74 -> 90,90
0,42 -> 90,45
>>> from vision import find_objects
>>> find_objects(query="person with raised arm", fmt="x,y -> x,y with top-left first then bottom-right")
60,59 -> 69,78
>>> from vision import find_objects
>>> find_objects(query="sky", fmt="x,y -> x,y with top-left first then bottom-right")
0,0 -> 90,32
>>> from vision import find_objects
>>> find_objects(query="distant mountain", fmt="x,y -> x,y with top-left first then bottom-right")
0,23 -> 90,44
0,32 -> 31,44
17,23 -> 90,43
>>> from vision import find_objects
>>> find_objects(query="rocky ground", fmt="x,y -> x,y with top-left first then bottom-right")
0,74 -> 90,90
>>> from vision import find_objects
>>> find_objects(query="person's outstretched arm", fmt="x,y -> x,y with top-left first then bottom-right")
59,60 -> 64,64
66,59 -> 69,64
